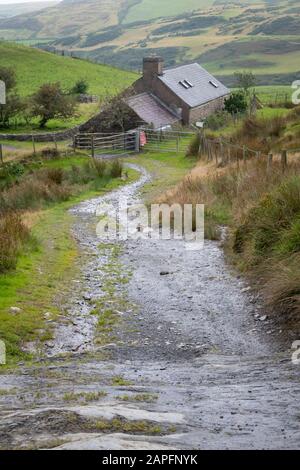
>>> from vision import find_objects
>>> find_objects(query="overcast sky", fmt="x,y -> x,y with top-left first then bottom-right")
0,0 -> 54,4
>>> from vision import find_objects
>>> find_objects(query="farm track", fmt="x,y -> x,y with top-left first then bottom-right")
0,163 -> 299,450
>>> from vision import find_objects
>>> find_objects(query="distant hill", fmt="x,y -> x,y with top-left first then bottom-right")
0,0 -> 125,39
0,1 -> 59,19
0,41 -> 137,97
0,0 -> 299,85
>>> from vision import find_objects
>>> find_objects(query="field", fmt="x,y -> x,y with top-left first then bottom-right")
123,0 -> 215,24
0,42 -> 137,98
0,42 -> 137,132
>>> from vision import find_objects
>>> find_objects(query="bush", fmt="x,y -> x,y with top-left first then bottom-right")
31,82 -> 76,128
0,162 -> 25,185
0,212 -> 30,272
205,111 -> 230,131
72,79 -> 89,95
224,92 -> 247,115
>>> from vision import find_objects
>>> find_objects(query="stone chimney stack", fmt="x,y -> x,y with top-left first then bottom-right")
143,57 -> 164,88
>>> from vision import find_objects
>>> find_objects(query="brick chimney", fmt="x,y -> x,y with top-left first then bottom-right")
143,57 -> 164,88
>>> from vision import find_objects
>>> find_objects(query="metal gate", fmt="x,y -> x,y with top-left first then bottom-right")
141,129 -> 194,153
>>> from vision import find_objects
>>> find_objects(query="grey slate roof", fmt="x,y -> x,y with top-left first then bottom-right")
125,92 -> 179,129
158,63 -> 230,108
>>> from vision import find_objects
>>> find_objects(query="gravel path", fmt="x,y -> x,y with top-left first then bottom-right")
0,163 -> 299,450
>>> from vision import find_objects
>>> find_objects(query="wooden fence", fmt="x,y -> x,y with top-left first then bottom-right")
198,133 -> 300,172
0,135 -> 70,165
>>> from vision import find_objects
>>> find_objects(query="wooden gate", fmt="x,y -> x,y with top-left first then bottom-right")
74,131 -> 139,157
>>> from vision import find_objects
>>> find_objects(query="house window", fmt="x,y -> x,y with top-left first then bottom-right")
209,80 -> 219,88
179,80 -> 194,89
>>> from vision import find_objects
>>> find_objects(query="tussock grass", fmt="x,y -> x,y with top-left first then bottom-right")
1,159 -> 124,214
0,158 -> 124,274
119,393 -> 158,403
263,254 -> 300,316
63,391 -> 107,403
232,107 -> 300,154
233,175 -> 300,262
111,376 -> 132,386
92,417 -> 162,435
109,159 -> 123,178
0,212 -> 30,273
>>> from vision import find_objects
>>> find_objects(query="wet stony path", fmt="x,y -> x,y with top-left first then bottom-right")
0,163 -> 299,450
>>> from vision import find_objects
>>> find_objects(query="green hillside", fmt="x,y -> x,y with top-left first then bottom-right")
123,0 -> 215,24
0,0 -> 126,40
0,42 -> 137,97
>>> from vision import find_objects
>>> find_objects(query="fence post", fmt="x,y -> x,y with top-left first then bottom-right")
207,141 -> 211,162
198,133 -> 203,156
243,146 -> 247,166
53,135 -> 58,152
135,130 -> 140,153
0,143 -> 3,165
176,136 -> 179,153
32,135 -> 36,156
267,153 -> 273,172
220,139 -> 225,166
72,135 -> 76,154
281,149 -> 287,172
91,135 -> 95,159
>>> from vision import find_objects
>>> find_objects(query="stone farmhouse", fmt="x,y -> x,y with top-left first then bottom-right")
126,57 -> 230,129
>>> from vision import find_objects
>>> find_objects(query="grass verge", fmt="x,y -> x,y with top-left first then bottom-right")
0,161 -> 139,364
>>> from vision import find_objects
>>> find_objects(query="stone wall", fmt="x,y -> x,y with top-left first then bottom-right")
189,96 -> 228,123
0,126 -> 80,143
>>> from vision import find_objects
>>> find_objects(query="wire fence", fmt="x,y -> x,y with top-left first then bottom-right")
258,92 -> 292,106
